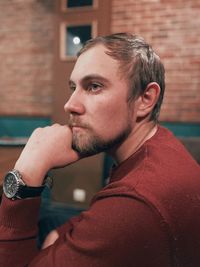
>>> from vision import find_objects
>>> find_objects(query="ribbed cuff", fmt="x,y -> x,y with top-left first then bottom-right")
0,194 -> 41,239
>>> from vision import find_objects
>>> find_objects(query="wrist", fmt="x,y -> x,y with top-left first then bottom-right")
14,161 -> 47,187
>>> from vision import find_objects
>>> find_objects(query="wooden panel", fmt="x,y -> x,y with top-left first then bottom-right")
51,0 -> 112,207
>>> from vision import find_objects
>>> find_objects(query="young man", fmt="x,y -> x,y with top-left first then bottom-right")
0,33 -> 200,267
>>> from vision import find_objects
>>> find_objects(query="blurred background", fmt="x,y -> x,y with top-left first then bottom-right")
0,0 -> 199,244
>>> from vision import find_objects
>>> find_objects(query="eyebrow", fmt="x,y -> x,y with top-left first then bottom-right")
69,74 -> 111,86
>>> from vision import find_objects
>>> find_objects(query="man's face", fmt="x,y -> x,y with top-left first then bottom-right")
64,44 -> 136,157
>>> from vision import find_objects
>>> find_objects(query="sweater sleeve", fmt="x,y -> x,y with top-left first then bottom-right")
30,196 -> 171,267
0,193 -> 172,267
0,194 -> 41,267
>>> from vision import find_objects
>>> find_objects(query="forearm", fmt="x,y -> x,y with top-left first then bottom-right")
0,194 -> 41,267
0,124 -> 80,266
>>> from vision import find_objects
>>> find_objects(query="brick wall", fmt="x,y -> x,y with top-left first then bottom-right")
0,0 -> 54,116
0,0 -> 199,122
112,0 -> 200,122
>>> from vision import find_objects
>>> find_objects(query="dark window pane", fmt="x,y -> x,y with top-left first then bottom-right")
67,0 -> 93,8
66,25 -> 92,56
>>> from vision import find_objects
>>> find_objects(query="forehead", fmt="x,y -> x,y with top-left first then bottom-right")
70,44 -> 121,81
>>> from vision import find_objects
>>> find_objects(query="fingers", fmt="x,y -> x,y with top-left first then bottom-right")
14,123 -> 80,186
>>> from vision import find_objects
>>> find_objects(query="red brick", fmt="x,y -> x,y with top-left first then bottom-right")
0,0 -> 54,116
0,0 -> 199,123
112,0 -> 200,122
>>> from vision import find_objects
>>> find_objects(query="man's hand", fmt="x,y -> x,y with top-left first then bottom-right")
42,230 -> 59,249
14,124 -> 79,186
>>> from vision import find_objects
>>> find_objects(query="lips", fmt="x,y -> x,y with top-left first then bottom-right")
69,118 -> 87,129
69,122 -> 87,133
70,123 -> 84,129
72,125 -> 83,129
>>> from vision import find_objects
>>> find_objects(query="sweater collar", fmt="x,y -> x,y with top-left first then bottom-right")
109,125 -> 164,183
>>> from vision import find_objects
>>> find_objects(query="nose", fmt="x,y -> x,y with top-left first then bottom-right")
64,90 -> 85,115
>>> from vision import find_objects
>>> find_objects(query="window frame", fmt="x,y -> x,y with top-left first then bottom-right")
61,0 -> 98,12
60,20 -> 97,61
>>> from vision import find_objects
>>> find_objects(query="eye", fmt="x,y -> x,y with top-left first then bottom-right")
69,84 -> 76,92
87,82 -> 103,93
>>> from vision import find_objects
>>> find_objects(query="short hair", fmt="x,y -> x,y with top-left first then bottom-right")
78,33 -> 165,121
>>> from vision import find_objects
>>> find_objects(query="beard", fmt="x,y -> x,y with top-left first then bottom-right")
70,123 -> 132,157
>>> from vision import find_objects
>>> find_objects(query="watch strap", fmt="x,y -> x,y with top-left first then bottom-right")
17,185 -> 44,199
16,175 -> 53,199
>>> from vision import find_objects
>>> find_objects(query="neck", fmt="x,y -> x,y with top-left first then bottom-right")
109,120 -> 158,165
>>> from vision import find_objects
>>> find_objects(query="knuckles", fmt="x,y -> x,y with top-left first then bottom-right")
33,124 -> 70,133
31,124 -> 72,143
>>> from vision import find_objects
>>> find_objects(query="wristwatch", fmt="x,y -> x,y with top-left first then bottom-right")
3,169 -> 53,200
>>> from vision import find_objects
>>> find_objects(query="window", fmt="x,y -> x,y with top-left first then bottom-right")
61,0 -> 98,11
67,0 -> 93,8
66,25 -> 91,56
60,22 -> 97,60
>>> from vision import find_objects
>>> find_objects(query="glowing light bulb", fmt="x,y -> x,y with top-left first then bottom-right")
73,36 -> 80,45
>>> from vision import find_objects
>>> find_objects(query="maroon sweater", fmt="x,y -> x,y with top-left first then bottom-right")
0,126 -> 200,267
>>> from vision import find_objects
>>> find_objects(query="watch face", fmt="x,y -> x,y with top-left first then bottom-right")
3,173 -> 19,198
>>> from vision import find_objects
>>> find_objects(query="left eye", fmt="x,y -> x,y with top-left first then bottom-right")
87,83 -> 102,92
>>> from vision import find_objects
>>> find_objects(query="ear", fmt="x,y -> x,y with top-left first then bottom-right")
136,82 -> 161,118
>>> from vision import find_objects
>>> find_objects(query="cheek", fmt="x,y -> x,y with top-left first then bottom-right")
86,92 -> 132,130
94,103 -> 130,133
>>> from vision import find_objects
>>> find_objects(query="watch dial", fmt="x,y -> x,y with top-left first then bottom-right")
4,173 -> 18,198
